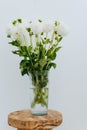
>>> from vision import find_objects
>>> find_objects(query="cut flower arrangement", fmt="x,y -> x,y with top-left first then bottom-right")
7,19 -> 68,115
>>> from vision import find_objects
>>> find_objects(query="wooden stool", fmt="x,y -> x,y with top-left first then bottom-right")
8,109 -> 62,130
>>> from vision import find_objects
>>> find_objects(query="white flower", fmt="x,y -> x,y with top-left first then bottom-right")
7,19 -> 69,48
56,22 -> 69,37
7,28 -> 12,37
15,24 -> 30,46
7,22 -> 30,46
42,22 -> 54,33
6,25 -> 14,37
29,22 -> 43,34
29,21 -> 54,34
7,25 -> 17,40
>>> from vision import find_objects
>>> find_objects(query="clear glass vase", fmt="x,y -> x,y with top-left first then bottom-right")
30,87 -> 48,115
29,70 -> 49,115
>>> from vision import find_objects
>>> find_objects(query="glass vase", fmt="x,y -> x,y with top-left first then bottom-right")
29,70 -> 49,115
30,87 -> 48,115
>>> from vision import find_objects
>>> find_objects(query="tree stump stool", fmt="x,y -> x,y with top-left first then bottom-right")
8,109 -> 62,130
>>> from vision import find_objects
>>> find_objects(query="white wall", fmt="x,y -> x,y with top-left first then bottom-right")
0,0 -> 87,129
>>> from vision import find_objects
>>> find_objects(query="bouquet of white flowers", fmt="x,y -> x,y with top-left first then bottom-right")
7,19 -> 68,115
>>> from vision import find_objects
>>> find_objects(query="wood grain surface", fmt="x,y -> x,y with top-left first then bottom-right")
8,109 -> 62,130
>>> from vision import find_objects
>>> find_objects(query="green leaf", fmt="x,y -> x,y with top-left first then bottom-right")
54,46 -> 62,52
55,21 -> 60,26
28,45 -> 32,53
39,59 -> 47,68
19,46 -> 28,57
17,19 -> 22,23
38,19 -> 42,22
7,35 -> 11,38
58,36 -> 63,42
34,62 -> 39,68
9,40 -> 20,47
42,38 -> 51,44
12,50 -> 20,55
48,62 -> 56,69
50,52 -> 56,60
20,59 -> 31,75
26,28 -> 31,32
38,44 -> 46,59
12,20 -> 17,25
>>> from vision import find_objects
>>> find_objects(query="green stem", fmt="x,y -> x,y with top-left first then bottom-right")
31,87 -> 48,108
30,36 -> 32,46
